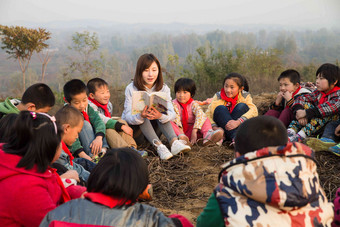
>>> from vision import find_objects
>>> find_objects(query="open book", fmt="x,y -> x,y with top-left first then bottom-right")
132,91 -> 168,115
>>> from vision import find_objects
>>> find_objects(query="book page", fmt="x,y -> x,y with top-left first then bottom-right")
150,92 -> 168,113
132,91 -> 149,115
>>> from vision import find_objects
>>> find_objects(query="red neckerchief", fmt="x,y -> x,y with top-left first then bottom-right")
220,88 -> 238,113
49,167 -> 71,203
178,98 -> 194,133
292,86 -> 301,97
88,97 -> 111,118
61,141 -> 74,166
81,110 -> 90,123
320,86 -> 340,104
84,192 -> 133,208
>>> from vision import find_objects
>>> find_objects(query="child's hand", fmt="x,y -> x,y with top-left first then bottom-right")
146,106 -> 162,120
335,125 -> 340,137
78,151 -> 92,161
282,91 -> 293,101
60,170 -> 80,183
298,117 -> 308,126
141,106 -> 149,118
225,120 -> 241,131
121,124 -> 133,137
296,109 -> 306,120
190,129 -> 198,144
90,136 -> 103,156
275,92 -> 283,106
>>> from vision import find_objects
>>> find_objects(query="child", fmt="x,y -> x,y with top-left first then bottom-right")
54,105 -> 93,182
87,78 -> 147,157
0,83 -> 55,119
63,79 -> 109,161
205,73 -> 258,142
121,53 -> 191,160
197,116 -> 334,227
171,78 -> 224,146
288,63 -> 340,142
265,69 -> 311,127
40,148 -> 193,227
0,111 -> 70,226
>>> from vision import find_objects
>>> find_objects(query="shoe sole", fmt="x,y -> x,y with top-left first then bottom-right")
161,154 -> 174,160
203,130 -> 224,147
306,138 -> 336,151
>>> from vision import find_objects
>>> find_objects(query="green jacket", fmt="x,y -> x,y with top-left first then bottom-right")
71,104 -> 106,156
0,98 -> 20,119
196,193 -> 224,227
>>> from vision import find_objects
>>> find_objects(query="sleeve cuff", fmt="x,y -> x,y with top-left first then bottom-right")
74,148 -> 84,157
306,108 -> 320,120
114,122 -> 124,132
95,132 -> 105,138
292,104 -> 304,114
286,98 -> 294,107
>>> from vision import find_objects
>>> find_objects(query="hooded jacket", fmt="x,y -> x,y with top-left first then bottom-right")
0,145 -> 64,227
197,142 -> 334,227
0,97 -> 20,119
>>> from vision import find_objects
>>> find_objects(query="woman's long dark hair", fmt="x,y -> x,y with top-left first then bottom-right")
3,111 -> 62,173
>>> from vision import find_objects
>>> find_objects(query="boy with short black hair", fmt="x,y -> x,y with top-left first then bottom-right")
197,116 -> 333,227
0,83 -> 55,119
63,79 -> 108,161
87,78 -> 147,157
54,105 -> 93,182
265,69 -> 311,127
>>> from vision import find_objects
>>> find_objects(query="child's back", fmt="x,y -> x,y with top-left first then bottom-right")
197,116 -> 333,227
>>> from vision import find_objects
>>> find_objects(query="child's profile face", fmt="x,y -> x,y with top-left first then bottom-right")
142,61 -> 159,89
279,78 -> 299,93
176,90 -> 191,104
91,85 -> 110,105
63,120 -> 84,146
69,92 -> 88,112
224,78 -> 242,98
316,74 -> 334,93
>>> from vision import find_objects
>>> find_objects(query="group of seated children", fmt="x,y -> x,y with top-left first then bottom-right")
1,52 -> 340,226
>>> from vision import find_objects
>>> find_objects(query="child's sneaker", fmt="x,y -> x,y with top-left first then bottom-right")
329,143 -> 340,156
203,129 -> 224,146
130,147 -> 148,157
138,184 -> 153,201
306,137 -> 336,151
171,139 -> 191,155
287,129 -> 296,141
153,139 -> 173,160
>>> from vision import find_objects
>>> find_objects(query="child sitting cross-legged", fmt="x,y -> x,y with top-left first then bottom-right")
63,79 -> 109,162
265,69 -> 311,127
40,147 -> 193,227
87,78 -> 147,157
171,78 -> 224,146
197,116 -> 333,227
287,63 -> 340,142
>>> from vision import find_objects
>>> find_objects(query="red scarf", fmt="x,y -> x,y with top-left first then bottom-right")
88,97 -> 111,118
178,98 -> 194,133
84,192 -> 133,208
292,85 -> 301,97
320,86 -> 340,104
61,141 -> 74,166
49,167 -> 71,203
220,88 -> 238,113
81,111 -> 90,123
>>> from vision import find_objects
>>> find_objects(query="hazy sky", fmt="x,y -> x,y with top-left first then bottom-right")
0,0 -> 339,28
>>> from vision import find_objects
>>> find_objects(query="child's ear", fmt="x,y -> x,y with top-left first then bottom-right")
88,93 -> 95,99
63,124 -> 71,134
25,103 -> 36,111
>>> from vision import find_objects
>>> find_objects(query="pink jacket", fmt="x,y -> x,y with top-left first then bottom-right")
0,144 -> 64,227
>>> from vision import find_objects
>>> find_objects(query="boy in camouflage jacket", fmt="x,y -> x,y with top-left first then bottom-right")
197,116 -> 333,227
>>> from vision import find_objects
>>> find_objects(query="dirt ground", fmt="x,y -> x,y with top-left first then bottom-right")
142,93 -> 340,225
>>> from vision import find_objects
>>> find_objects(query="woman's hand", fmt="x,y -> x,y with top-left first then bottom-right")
141,106 -> 149,118
225,120 -> 241,131
296,109 -> 307,120
146,106 -> 162,120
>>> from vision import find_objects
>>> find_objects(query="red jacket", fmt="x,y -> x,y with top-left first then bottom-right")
0,144 -> 65,227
